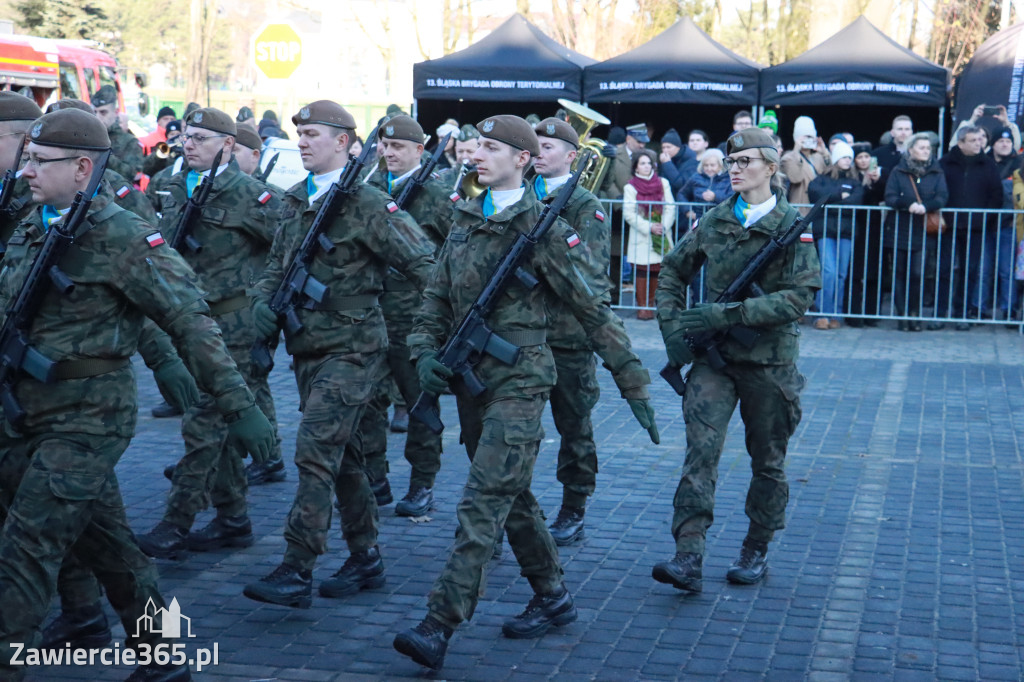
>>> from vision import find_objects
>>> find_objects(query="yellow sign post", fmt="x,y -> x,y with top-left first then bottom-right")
253,24 -> 302,80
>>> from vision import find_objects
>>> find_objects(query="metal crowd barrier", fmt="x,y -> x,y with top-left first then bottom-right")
599,198 -> 1024,330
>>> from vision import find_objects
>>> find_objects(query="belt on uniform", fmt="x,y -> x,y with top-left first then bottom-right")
207,294 -> 249,316
383,278 -> 418,292
302,294 -> 380,311
494,329 -> 547,347
53,357 -> 130,381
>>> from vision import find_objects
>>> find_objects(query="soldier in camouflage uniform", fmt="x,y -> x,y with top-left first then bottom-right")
243,100 -> 436,608
361,115 -> 452,518
91,85 -> 144,183
133,108 -> 285,560
393,115 -> 659,671
0,94 -> 41,250
0,108 -> 275,682
653,127 -> 821,592
529,117 -> 611,546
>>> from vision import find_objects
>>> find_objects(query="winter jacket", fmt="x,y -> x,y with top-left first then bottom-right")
807,171 -> 865,240
884,157 -> 948,251
658,148 -> 697,197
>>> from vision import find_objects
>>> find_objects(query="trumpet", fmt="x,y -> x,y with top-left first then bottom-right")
154,139 -> 182,159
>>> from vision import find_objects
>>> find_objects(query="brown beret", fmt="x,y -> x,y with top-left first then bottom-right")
0,92 -> 43,122
186,107 -> 236,137
45,99 -> 95,115
477,115 -> 540,156
234,125 -> 262,151
534,117 -> 578,149
727,127 -> 777,155
378,115 -> 424,144
292,100 -> 357,130
90,85 -> 118,109
29,109 -> 110,151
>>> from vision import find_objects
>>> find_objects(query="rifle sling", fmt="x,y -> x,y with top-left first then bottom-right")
207,294 -> 248,316
494,329 -> 546,347
52,357 -> 129,380
302,294 -> 379,311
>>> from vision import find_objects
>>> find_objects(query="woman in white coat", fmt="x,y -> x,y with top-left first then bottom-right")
624,149 -> 676,319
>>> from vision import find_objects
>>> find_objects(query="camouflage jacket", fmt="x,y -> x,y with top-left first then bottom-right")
534,182 -> 611,350
0,177 -> 34,252
0,192 -> 254,437
106,123 -> 144,181
158,159 -> 283,347
103,169 -> 157,223
365,169 -> 455,248
145,162 -> 179,214
409,189 -> 650,401
255,177 -> 436,358
656,190 -> 822,365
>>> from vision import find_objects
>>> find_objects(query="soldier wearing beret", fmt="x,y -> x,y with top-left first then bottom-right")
530,116 -> 612,546
393,115 -> 659,671
90,84 -> 144,183
135,107 -> 286,559
0,108 -> 275,682
243,100 -> 436,608
0,92 -> 45,249
653,127 -> 820,594
359,114 -> 452,519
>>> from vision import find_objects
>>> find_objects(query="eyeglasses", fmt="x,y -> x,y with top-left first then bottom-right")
181,133 -> 227,145
723,156 -> 765,171
25,154 -> 80,169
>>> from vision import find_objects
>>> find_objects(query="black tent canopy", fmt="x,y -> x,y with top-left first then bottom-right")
582,17 -> 761,105
954,22 -> 1024,130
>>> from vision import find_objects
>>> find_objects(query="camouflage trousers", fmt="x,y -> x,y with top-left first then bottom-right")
427,394 -> 564,629
283,350 -> 386,571
550,348 -> 601,508
672,361 -> 805,555
164,344 -> 282,528
0,431 -> 173,674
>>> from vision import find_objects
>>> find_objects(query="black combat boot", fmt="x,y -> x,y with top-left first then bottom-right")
393,616 -> 452,670
186,514 -> 254,552
726,540 -> 769,585
395,484 -> 433,517
652,552 -> 703,592
136,521 -> 189,560
548,505 -> 585,546
162,464 -> 176,481
243,563 -> 313,609
125,662 -> 191,681
369,475 -> 393,506
319,546 -> 386,598
41,602 -> 112,650
245,456 -> 286,485
502,584 -> 578,639
151,401 -> 182,419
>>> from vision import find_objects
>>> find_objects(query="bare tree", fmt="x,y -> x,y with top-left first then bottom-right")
929,0 -> 1003,77
185,0 -> 218,104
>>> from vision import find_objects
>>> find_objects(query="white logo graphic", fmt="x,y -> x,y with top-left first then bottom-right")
134,598 -> 195,639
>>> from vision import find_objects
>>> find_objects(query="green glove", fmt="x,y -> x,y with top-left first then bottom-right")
153,359 -> 200,413
675,303 -> 738,335
663,330 -> 695,368
417,351 -> 453,395
225,404 -> 274,466
627,398 -> 660,444
251,299 -> 279,338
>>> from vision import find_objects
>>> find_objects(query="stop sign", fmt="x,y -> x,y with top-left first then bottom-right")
253,24 -> 302,79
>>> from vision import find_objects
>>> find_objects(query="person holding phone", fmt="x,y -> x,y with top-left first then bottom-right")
951,103 -> 1021,151
780,115 -> 828,215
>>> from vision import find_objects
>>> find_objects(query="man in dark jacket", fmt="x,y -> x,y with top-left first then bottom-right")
990,126 -> 1019,179
658,128 -> 696,197
939,125 -> 1003,327
872,115 -> 913,187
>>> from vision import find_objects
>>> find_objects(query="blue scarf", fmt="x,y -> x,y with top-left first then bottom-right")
41,205 -> 67,231
733,196 -> 751,227
482,189 -> 496,218
186,170 -> 204,198
533,175 -> 549,200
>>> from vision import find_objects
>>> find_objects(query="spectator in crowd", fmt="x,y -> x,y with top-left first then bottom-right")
601,123 -> 653,301
846,142 -> 885,327
873,115 -> 913,185
687,129 -> 710,165
828,132 -> 854,155
807,141 -> 864,330
885,132 -> 948,331
985,174 -> 1021,321
658,128 -> 697,197
991,127 -> 1018,179
716,110 -> 755,153
434,119 -> 459,169
952,104 -> 1021,151
350,136 -> 364,158
1011,164 -> 1024,319
758,110 -> 778,136
781,115 -> 828,214
680,148 -> 731,226
937,126 -> 1003,328
624,149 -> 675,320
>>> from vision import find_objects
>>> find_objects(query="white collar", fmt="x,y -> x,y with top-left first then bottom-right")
197,162 -> 229,178
309,167 -> 344,205
742,194 -> 777,228
490,186 -> 525,214
542,173 -> 571,192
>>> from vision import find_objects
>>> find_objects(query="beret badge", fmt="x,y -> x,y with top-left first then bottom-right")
482,120 -> 495,133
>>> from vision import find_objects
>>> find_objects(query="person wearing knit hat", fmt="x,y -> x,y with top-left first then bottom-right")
758,110 -> 779,134
659,127 -> 697,197
89,86 -> 144,182
990,125 -> 1019,178
781,114 -> 828,214
139,104 -> 179,155
394,110 -> 657,671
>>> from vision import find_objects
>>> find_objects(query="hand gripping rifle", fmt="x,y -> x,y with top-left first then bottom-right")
169,147 -> 224,254
0,150 -> 110,429
250,122 -> 383,374
409,154 -> 591,434
394,132 -> 451,210
660,196 -> 828,396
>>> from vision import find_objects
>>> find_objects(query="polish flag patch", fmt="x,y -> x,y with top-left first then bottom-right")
594,209 -> 605,222
450,192 -> 461,202
566,233 -> 581,248
146,232 -> 165,248
258,191 -> 272,204
116,185 -> 131,198
799,232 -> 814,243
386,201 -> 399,213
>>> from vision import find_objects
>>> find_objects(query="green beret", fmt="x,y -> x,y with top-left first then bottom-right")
0,92 -> 43,122
379,115 -> 424,144
45,99 -> 94,115
236,106 -> 254,122
292,100 -> 357,130
234,125 -> 262,151
476,115 -> 540,156
534,117 -> 578,149
456,124 -> 479,142
29,109 -> 110,151
186,107 -> 237,137
90,85 -> 118,109
385,103 -> 405,117
727,127 -> 777,155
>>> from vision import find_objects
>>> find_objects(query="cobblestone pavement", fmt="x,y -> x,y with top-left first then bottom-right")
24,317 -> 1024,681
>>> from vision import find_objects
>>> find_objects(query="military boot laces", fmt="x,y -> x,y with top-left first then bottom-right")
727,541 -> 769,585
652,552 -> 703,593
319,547 -> 386,598
548,505 -> 585,546
395,485 -> 434,517
136,521 -> 188,560
502,585 -> 578,639
243,563 -> 313,609
393,616 -> 452,670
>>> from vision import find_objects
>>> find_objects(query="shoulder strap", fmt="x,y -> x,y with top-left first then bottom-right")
909,177 -> 923,204
779,205 -> 800,232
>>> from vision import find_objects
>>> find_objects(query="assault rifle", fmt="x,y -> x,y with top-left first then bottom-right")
409,154 -> 591,434
250,122 -> 383,373
660,196 -> 828,395
394,131 -> 451,210
0,134 -> 27,257
0,150 -> 110,429
169,148 -> 224,254
256,152 -> 279,184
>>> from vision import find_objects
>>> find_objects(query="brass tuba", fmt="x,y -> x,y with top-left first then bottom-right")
457,164 -> 485,199
558,98 -> 611,193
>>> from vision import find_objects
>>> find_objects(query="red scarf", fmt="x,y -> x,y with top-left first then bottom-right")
629,171 -> 664,218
